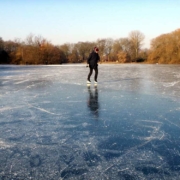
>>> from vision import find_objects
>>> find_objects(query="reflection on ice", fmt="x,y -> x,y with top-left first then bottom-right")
0,64 -> 180,179
87,85 -> 99,118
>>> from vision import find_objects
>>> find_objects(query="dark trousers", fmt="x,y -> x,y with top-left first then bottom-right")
88,67 -> 98,81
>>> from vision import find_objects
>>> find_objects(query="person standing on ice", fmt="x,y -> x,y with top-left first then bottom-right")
87,47 -> 100,84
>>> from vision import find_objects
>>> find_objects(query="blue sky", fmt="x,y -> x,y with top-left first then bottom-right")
0,0 -> 180,48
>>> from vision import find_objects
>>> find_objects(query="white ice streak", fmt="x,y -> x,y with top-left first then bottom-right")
174,73 -> 180,78
29,104 -> 62,116
0,106 -> 24,112
136,119 -> 165,141
139,120 -> 163,124
82,122 -> 89,127
1,80 -> 9,84
163,81 -> 179,87
165,119 -> 180,129
0,139 -> 12,149
14,79 -> 29,84
118,168 -> 129,172
44,64 -> 85,67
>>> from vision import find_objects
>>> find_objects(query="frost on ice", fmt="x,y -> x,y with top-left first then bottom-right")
0,64 -> 180,179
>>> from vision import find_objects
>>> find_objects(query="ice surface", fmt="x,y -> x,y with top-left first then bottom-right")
0,64 -> 180,179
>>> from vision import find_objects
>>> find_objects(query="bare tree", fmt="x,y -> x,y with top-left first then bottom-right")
96,39 -> 106,59
0,37 -> 4,49
117,51 -> 131,63
111,38 -> 132,62
104,38 -> 113,61
75,41 -> 94,62
129,30 -> 145,60
59,43 -> 71,61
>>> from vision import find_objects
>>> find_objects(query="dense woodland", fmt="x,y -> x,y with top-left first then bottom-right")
0,29 -> 180,65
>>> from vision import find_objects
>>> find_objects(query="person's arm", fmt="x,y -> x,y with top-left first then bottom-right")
87,52 -> 92,64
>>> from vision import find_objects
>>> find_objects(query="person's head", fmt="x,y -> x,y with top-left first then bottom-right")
94,47 -> 99,53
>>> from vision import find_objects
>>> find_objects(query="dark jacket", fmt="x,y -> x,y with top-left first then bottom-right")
87,51 -> 100,68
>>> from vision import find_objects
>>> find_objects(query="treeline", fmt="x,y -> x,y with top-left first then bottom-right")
148,29 -> 180,64
0,29 -> 180,64
0,35 -> 67,65
0,31 -> 146,65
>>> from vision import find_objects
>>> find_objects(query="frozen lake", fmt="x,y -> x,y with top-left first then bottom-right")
0,64 -> 180,179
